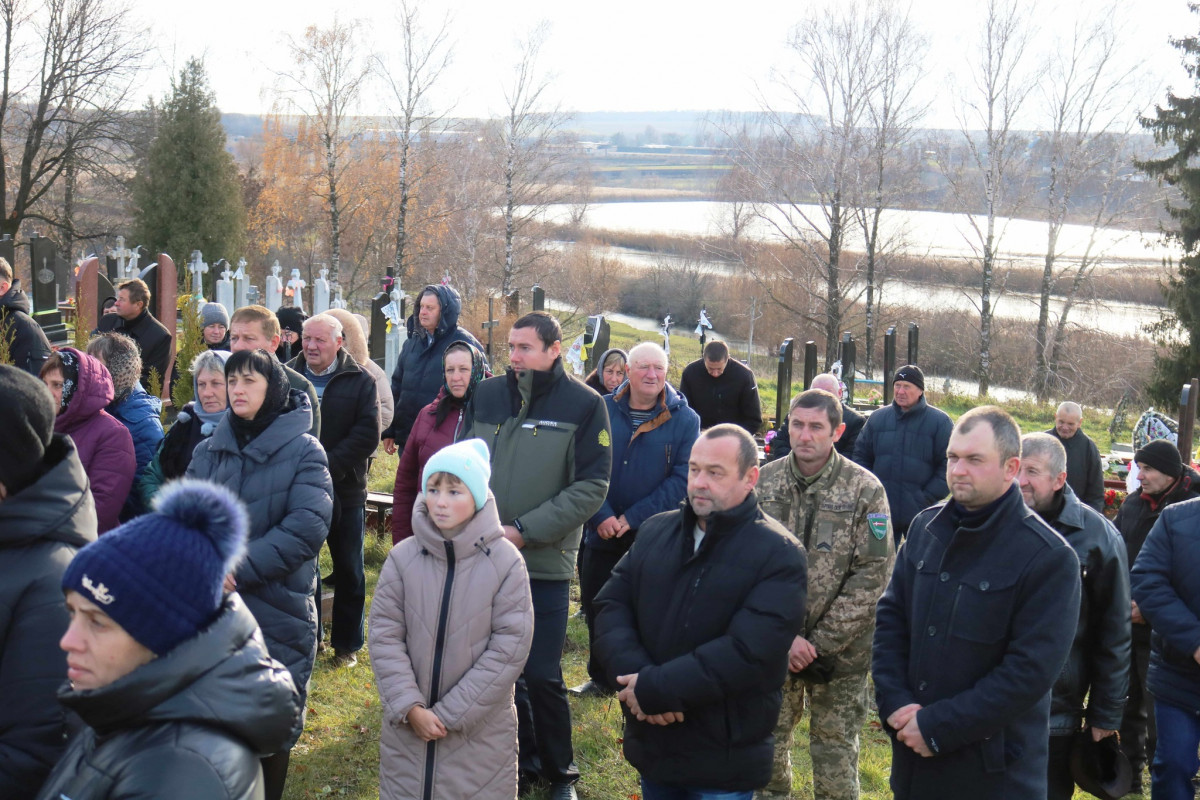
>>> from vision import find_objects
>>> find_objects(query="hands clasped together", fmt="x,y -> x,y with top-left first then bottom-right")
616,673 -> 685,727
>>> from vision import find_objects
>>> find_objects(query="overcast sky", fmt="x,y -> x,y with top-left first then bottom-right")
132,0 -> 1197,130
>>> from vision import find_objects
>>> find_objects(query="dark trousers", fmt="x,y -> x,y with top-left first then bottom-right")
261,749 -> 291,800
1047,734 -> 1076,800
1152,698 -> 1200,800
580,545 -> 624,688
1121,634 -> 1156,775
517,578 -> 579,785
325,503 -> 366,653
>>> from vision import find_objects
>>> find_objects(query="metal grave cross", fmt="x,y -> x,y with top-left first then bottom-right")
480,296 -> 501,362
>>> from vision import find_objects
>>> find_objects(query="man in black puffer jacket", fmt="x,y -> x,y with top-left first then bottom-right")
1114,439 -> 1200,788
1019,433 -> 1130,800
594,424 -> 807,798
382,284 -> 486,454
0,367 -> 96,800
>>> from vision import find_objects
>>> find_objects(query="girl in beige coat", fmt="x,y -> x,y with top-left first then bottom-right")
369,439 -> 533,800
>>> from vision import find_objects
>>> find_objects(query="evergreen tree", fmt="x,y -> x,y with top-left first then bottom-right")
131,58 -> 245,288
1140,7 -> 1200,405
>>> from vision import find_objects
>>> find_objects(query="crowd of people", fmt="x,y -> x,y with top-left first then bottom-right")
3,265 -> 1200,800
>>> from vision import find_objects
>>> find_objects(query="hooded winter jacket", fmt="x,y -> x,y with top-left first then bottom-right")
0,283 -> 50,375
0,435 -> 96,800
52,348 -> 135,533
186,391 -> 333,740
852,394 -> 953,539
392,389 -> 468,544
109,384 -> 163,519
369,494 -> 533,800
34,595 -> 302,800
584,382 -> 699,554
383,284 -> 486,447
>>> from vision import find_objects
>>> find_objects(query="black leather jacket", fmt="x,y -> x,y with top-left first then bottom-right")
35,595 -> 301,800
1040,485 -> 1131,734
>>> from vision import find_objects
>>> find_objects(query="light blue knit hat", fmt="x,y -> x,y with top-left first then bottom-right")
422,438 -> 492,510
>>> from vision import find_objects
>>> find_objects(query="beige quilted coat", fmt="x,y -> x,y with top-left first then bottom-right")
369,493 -> 533,800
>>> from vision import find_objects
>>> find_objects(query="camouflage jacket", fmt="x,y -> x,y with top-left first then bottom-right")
759,450 -> 895,674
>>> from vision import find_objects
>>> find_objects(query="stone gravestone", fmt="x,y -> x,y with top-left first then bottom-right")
188,250 -> 208,304
265,262 -> 283,312
28,234 -> 68,345
215,260 -> 235,316
286,268 -> 307,313
107,236 -> 134,284
331,283 -> 347,310
369,292 -> 388,369
233,258 -> 249,310
314,267 -> 331,314
0,235 -> 13,270
75,256 -> 105,336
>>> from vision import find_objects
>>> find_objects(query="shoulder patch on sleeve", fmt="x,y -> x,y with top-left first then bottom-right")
867,512 -> 889,540
598,429 -> 611,447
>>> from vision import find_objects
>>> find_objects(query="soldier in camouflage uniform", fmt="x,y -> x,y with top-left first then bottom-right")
756,389 -> 895,800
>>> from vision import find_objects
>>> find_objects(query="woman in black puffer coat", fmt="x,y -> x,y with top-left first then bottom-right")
187,349 -> 332,800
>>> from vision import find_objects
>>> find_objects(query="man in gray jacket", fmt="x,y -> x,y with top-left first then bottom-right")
1019,433 -> 1130,800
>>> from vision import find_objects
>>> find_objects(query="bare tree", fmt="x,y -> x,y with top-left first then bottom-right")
0,0 -> 148,242
376,0 -> 452,288
940,0 -> 1038,396
275,18 -> 373,284
730,1 -> 882,367
852,1 -> 927,378
490,22 -> 573,296
1031,3 -> 1146,400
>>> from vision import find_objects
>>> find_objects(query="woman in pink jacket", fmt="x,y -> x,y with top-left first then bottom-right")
369,439 -> 533,800
391,341 -> 488,544
41,348 -> 135,533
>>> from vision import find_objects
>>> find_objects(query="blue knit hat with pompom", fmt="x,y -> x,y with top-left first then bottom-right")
62,479 -> 249,655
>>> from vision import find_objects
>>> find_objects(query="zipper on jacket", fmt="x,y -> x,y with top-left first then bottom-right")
422,540 -> 457,800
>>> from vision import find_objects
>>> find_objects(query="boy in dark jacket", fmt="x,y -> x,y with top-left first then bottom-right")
594,425 -> 807,799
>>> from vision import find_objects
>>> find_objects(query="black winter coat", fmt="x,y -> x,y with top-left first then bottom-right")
383,284 -> 486,447
1131,497 -> 1200,713
677,357 -> 762,433
0,436 -> 96,800
873,485 -> 1081,800
289,349 -> 381,505
1114,467 -> 1200,644
186,391 -> 333,741
35,595 -> 301,800
96,308 -> 172,387
593,492 -> 807,792
1046,427 -> 1106,511
852,395 -> 953,539
0,283 -> 50,375
1039,485 -> 1131,735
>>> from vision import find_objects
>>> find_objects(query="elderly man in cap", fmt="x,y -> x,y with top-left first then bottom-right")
1114,439 -> 1200,791
852,365 -> 952,544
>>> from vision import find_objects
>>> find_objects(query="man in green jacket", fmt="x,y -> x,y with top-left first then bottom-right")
459,311 -> 611,800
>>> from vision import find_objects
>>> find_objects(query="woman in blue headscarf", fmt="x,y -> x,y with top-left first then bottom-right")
139,349 -> 232,502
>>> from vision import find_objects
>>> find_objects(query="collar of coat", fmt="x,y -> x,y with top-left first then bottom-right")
679,490 -> 763,557
289,347 -> 361,380
411,492 -> 506,561
927,482 -> 1029,538
612,383 -> 673,440
787,447 -> 841,493
505,356 -> 566,405
893,394 -> 929,418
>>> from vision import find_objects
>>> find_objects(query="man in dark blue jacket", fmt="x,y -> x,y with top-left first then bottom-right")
570,342 -> 699,698
1131,495 -> 1200,799
382,284 -> 485,454
1019,433 -> 1130,800
873,406 -> 1081,800
594,424 -> 806,800
853,365 -> 952,544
